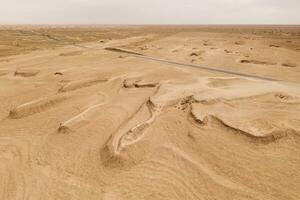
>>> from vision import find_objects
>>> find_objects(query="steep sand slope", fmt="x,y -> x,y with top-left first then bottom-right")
0,26 -> 299,200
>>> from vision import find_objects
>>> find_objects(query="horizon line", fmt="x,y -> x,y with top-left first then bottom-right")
1,23 -> 300,26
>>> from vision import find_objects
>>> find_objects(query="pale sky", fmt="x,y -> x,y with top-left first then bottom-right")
1,0 -> 299,24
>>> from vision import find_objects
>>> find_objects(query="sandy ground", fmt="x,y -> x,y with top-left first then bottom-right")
0,25 -> 300,200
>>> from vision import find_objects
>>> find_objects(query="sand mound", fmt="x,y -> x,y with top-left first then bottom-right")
235,41 -> 246,45
269,44 -> 280,48
59,51 -> 83,56
123,78 -> 141,88
282,62 -> 297,68
9,95 -> 70,119
224,49 -> 232,53
0,69 -> 11,76
189,50 -> 204,57
58,77 -> 108,93
105,47 -> 143,56
135,80 -> 159,88
123,78 -> 158,88
240,59 -> 276,65
54,72 -> 63,76
14,68 -> 39,77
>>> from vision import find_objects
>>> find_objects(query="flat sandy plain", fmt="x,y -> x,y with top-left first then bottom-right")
0,25 -> 300,200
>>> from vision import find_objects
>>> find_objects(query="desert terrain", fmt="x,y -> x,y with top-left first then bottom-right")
0,25 -> 300,200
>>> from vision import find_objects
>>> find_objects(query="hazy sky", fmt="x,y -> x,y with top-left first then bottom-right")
1,0 -> 299,24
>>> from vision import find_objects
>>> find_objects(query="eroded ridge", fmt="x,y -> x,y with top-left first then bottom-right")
104,47 -> 144,56
114,99 -> 163,154
239,59 -> 276,66
190,111 -> 297,143
123,78 -> 159,88
0,69 -> 11,76
14,68 -> 40,77
9,95 -> 70,119
58,77 -> 108,93
58,100 -> 106,133
104,93 -> 198,157
190,92 -> 300,143
58,85 -> 153,134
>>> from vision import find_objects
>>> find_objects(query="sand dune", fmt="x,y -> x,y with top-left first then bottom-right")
0,25 -> 300,200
